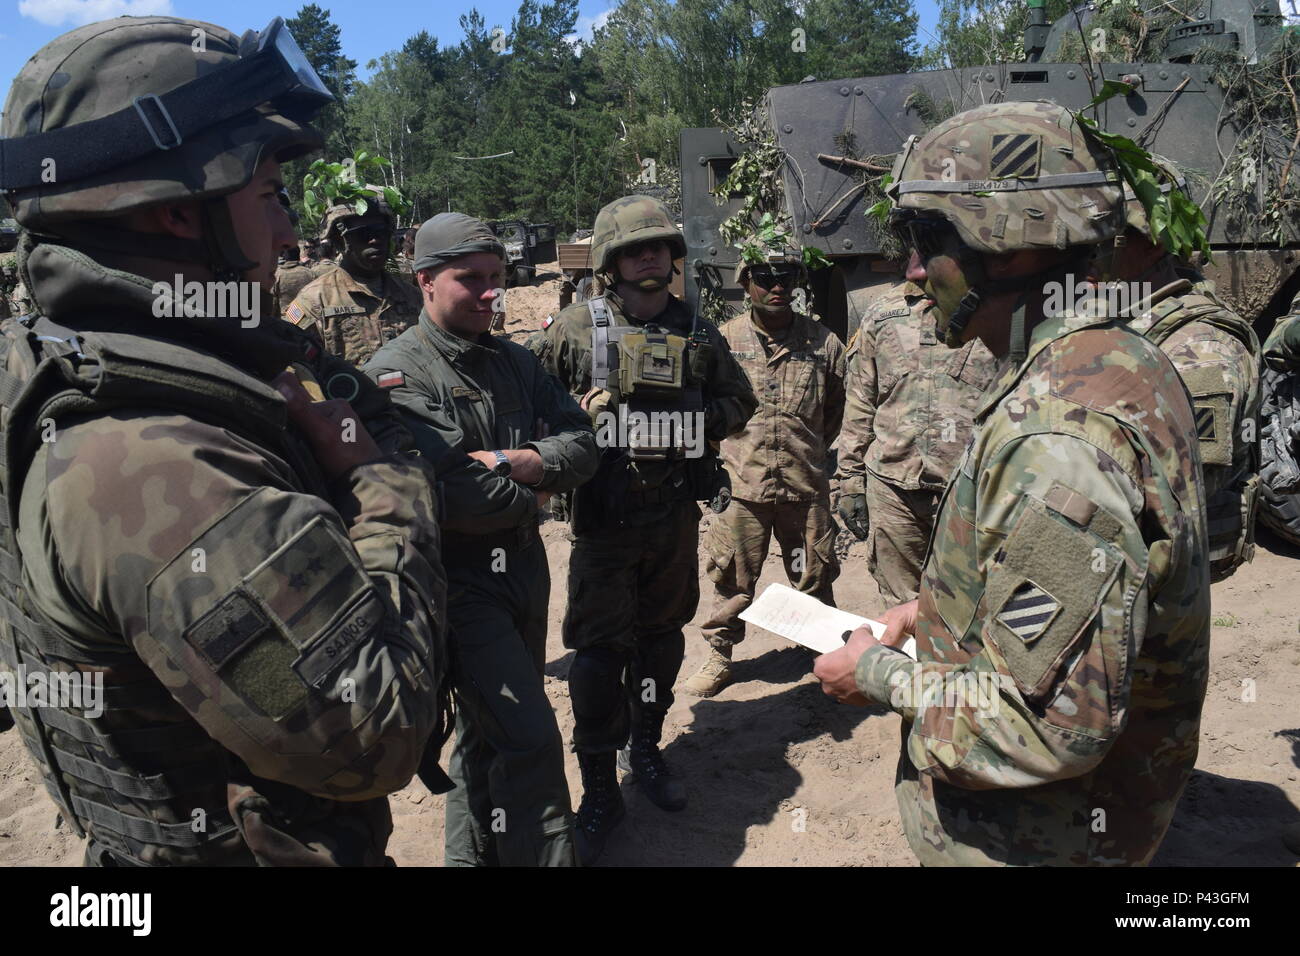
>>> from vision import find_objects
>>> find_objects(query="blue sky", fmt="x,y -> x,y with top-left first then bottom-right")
0,0 -> 945,75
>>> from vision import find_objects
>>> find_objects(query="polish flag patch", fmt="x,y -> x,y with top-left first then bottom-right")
376,371 -> 405,389
542,314 -> 555,329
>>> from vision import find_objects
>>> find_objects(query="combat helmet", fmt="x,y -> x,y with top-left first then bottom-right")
734,238 -> 803,285
591,194 -> 685,291
317,187 -> 397,242
0,16 -> 332,277
886,101 -> 1124,356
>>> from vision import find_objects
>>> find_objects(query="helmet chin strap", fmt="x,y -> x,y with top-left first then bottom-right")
947,250 -> 1090,363
199,197 -> 259,282
632,273 -> 672,292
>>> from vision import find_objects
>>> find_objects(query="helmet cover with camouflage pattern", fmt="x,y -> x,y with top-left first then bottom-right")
318,187 -> 396,241
734,237 -> 803,284
591,195 -> 686,274
1,16 -> 324,230
888,101 -> 1124,255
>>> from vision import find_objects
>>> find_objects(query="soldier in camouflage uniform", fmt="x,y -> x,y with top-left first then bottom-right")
287,193 -> 422,366
685,246 -> 847,697
531,195 -> 757,864
0,15 -> 449,866
835,263 -> 998,605
272,242 -> 321,316
1265,293 -> 1300,368
366,213 -> 598,867
815,102 -> 1211,866
1100,159 -> 1262,581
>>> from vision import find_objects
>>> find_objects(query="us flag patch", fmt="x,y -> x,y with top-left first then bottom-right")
376,371 -> 405,389
286,302 -> 305,324
996,581 -> 1060,646
989,134 -> 1042,180
1194,404 -> 1217,442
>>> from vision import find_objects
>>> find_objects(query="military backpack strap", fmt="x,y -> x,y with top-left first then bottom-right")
588,295 -> 615,389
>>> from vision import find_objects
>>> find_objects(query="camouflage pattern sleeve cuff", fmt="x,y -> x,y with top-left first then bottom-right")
855,643 -> 918,719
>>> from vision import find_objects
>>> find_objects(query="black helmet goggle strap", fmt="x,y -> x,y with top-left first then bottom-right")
0,17 -> 332,191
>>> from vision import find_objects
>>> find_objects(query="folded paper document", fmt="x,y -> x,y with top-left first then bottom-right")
739,583 -> 917,659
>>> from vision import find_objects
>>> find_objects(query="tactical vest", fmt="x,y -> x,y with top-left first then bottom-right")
588,296 -> 705,461
0,314 -> 330,865
571,297 -> 730,528
1139,289 -> 1261,581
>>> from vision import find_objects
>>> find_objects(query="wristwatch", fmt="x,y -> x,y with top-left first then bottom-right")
491,450 -> 512,477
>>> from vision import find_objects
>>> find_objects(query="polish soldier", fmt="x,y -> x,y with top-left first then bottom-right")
366,213 -> 599,866
531,195 -> 757,864
0,15 -> 448,866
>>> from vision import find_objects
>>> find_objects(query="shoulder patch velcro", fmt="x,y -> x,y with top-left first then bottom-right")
1182,365 -> 1233,467
376,370 -> 405,389
984,494 -> 1123,700
186,589 -> 272,669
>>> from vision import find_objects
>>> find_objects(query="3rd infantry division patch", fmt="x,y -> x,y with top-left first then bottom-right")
996,580 -> 1061,645
989,134 -> 1042,180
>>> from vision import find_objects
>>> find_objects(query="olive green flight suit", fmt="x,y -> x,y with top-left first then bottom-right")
367,313 -> 599,866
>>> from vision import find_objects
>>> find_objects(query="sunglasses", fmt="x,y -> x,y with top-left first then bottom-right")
892,216 -> 959,260
341,223 -> 392,244
619,239 -> 670,259
749,268 -> 800,287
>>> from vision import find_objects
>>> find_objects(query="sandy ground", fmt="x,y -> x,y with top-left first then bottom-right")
2,266 -> 1298,866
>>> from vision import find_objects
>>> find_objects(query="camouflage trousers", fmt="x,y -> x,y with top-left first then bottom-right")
443,539 -> 576,867
564,500 -> 701,753
866,474 -> 943,606
699,496 -> 840,650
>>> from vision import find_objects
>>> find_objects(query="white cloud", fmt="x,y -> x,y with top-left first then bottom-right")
567,7 -> 614,47
18,0 -> 174,28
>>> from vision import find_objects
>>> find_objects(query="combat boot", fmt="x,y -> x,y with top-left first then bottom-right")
618,710 -> 688,812
683,644 -> 733,698
575,751 -> 624,866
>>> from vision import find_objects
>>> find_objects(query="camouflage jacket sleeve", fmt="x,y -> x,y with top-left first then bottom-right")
25,414 -> 447,802
834,324 -> 878,497
1160,322 -> 1260,498
854,432 -> 1151,789
531,305 -> 591,400
1264,306 -> 1300,371
287,285 -> 326,347
823,328 -> 849,453
703,321 -> 758,442
516,345 -> 600,493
